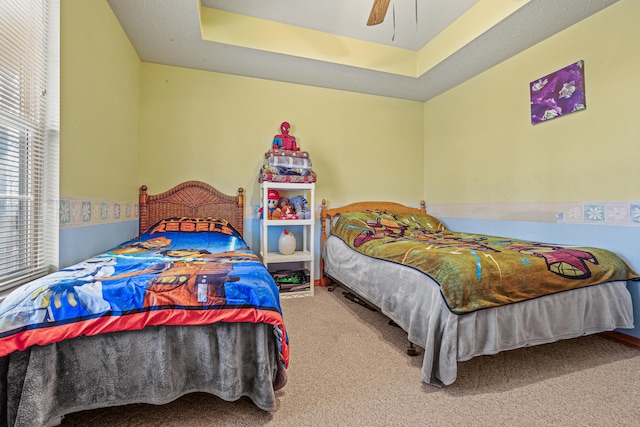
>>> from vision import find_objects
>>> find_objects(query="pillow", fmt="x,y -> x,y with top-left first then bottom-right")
332,210 -> 446,241
336,210 -> 446,231
142,217 -> 240,238
384,211 -> 447,231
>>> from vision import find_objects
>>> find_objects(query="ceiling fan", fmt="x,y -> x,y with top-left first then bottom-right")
367,0 -> 391,26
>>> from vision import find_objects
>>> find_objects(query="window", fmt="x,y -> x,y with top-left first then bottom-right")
0,0 -> 59,294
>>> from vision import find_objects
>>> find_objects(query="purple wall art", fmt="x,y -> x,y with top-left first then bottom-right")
530,60 -> 586,124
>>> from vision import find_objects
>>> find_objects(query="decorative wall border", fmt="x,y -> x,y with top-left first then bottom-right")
557,202 -> 640,226
427,201 -> 640,227
59,196 -> 138,228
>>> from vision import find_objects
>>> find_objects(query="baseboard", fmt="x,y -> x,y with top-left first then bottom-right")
600,331 -> 640,350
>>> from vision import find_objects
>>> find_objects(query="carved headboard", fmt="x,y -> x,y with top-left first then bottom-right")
139,181 -> 245,236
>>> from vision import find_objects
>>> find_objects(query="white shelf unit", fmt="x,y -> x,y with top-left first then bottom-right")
260,182 -> 315,298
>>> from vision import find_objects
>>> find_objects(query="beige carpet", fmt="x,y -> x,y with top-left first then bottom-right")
61,287 -> 640,426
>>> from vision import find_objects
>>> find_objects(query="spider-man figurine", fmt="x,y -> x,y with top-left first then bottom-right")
272,121 -> 299,151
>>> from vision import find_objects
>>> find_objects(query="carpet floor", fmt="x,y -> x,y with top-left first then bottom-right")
61,286 -> 640,426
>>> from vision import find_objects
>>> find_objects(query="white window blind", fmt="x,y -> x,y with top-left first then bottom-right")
0,0 -> 59,294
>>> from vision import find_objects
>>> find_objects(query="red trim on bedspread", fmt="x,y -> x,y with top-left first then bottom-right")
0,307 -> 289,367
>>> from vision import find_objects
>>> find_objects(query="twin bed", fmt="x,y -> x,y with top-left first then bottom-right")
320,200 -> 636,386
0,181 -> 288,427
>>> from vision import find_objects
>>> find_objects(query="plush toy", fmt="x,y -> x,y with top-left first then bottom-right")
272,121 -> 299,151
277,197 -> 298,220
258,189 -> 280,219
289,195 -> 311,220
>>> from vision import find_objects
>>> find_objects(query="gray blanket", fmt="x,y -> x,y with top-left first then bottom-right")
1,322 -> 283,427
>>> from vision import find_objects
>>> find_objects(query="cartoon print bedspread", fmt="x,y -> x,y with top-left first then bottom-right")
331,210 -> 638,314
0,217 -> 289,368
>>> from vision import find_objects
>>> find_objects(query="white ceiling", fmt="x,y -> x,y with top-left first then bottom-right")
106,0 -> 618,102
201,0 -> 480,51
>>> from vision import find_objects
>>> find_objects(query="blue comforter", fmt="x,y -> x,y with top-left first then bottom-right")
0,217 -> 289,367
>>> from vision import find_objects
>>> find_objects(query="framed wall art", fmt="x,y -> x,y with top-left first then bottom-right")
530,60 -> 586,124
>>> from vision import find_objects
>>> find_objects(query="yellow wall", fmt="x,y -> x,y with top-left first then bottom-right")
61,0 -> 637,217
424,0 -> 639,207
139,64 -> 424,208
60,0 -> 140,201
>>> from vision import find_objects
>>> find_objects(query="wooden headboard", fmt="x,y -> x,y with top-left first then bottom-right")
139,181 -> 245,236
319,199 -> 426,286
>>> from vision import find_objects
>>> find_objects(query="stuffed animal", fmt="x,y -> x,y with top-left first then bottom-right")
289,195 -> 311,220
277,197 -> 298,220
258,189 -> 281,220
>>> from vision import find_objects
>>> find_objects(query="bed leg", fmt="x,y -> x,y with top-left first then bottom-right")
388,320 -> 418,356
325,276 -> 339,292
407,342 -> 418,357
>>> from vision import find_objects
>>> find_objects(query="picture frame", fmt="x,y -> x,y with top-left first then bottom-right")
530,60 -> 586,124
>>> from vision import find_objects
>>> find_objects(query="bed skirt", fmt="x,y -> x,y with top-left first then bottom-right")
0,322 -> 282,427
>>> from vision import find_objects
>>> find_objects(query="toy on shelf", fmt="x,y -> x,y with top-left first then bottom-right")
289,195 -> 311,220
271,269 -> 310,292
258,189 -> 280,220
258,122 -> 317,184
277,229 -> 296,255
277,197 -> 298,220
272,121 -> 299,151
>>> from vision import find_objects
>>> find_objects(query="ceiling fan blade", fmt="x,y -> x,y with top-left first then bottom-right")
367,0 -> 391,26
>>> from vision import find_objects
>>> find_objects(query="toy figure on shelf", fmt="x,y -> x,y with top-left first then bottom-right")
277,197 -> 298,220
258,189 -> 280,220
289,195 -> 311,220
272,121 -> 299,151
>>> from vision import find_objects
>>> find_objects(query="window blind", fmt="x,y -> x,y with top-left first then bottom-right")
0,0 -> 59,294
